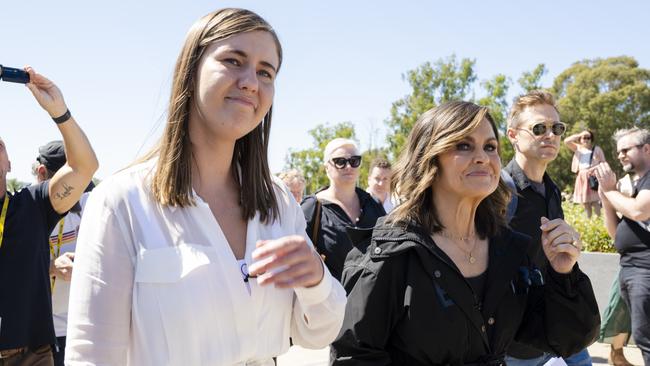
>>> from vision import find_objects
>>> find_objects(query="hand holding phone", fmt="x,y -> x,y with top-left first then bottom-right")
0,65 -> 31,83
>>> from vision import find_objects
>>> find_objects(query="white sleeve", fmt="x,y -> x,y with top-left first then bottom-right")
65,189 -> 135,365
289,197 -> 347,349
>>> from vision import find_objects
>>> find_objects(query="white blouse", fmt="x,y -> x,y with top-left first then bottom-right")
65,162 -> 346,366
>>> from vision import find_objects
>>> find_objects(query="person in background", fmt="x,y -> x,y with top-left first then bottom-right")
302,138 -> 385,281
65,9 -> 345,365
366,158 -> 395,213
598,173 -> 638,366
596,127 -> 650,366
278,168 -> 306,203
504,90 -> 595,366
331,101 -> 599,365
0,68 -> 98,365
32,140 -> 95,366
564,130 -> 606,218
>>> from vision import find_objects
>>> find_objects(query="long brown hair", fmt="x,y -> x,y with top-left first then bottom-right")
387,101 -> 510,238
142,8 -> 283,223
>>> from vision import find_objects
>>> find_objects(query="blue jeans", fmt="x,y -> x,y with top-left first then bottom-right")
505,349 -> 591,366
619,266 -> 650,366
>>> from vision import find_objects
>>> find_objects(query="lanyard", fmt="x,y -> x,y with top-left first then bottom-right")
0,194 -> 9,249
50,218 -> 65,292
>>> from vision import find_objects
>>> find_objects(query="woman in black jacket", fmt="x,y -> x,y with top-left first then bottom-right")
331,101 -> 600,366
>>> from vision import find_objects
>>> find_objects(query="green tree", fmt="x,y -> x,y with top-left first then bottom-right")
385,55 -> 477,159
285,122 -> 356,195
549,56 -> 650,190
477,74 -> 514,163
7,178 -> 27,193
518,64 -> 547,92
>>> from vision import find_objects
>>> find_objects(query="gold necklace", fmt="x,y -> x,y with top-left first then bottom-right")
437,231 -> 478,264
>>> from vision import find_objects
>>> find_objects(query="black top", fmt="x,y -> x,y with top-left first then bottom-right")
301,187 -> 386,281
0,182 -> 61,350
614,171 -> 650,269
467,271 -> 489,305
503,159 -> 565,359
331,219 -> 600,366
504,160 -> 563,269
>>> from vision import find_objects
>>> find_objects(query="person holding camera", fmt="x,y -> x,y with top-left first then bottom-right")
565,130 -> 606,219
0,68 -> 98,365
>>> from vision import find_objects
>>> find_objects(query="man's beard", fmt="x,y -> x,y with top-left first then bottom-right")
622,162 -> 635,173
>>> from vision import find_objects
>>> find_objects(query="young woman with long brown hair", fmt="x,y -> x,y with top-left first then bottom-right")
65,9 -> 345,365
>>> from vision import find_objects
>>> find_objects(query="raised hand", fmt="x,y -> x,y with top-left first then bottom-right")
24,66 -> 68,117
593,162 -> 617,192
50,252 -> 75,281
248,235 -> 324,289
540,217 -> 580,274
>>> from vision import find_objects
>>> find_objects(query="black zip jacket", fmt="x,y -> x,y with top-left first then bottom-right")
330,219 -> 600,366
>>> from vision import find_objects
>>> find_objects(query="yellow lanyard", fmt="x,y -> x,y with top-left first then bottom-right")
50,218 -> 65,292
0,194 -> 9,249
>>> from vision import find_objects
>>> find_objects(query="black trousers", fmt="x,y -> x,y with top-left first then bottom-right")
620,266 -> 650,366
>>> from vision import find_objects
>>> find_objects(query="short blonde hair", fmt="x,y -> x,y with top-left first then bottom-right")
507,90 -> 558,128
323,138 -> 360,162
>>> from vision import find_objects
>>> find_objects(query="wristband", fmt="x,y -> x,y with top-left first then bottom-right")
52,109 -> 71,124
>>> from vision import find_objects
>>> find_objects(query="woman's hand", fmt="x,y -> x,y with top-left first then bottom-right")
249,235 -> 324,288
24,66 -> 68,117
540,217 -> 580,274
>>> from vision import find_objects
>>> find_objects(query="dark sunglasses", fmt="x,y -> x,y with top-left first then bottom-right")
331,155 -> 362,169
617,144 -> 644,155
520,122 -> 567,137
581,136 -> 592,141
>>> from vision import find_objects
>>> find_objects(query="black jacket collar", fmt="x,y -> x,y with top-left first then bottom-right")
505,159 -> 556,192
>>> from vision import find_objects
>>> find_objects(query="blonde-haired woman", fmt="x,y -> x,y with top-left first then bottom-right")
565,130 -> 606,218
302,138 -> 385,281
65,8 -> 345,365
331,101 -> 599,365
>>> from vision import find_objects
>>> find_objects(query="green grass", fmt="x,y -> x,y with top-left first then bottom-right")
562,201 -> 616,253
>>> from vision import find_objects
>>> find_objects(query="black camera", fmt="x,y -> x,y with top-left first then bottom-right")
0,65 -> 30,83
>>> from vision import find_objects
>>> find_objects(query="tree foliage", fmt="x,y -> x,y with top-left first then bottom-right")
385,55 -> 477,160
518,64 -> 547,93
285,55 -> 650,203
549,56 -> 650,189
7,178 -> 27,193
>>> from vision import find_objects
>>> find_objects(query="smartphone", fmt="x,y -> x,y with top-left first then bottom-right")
0,65 -> 30,83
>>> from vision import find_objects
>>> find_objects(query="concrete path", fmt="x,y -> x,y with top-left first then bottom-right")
277,342 -> 644,366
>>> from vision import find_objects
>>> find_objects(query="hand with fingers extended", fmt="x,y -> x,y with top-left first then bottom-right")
540,217 -> 581,274
50,252 -> 75,281
23,66 -> 68,118
248,235 -> 324,289
593,162 -> 617,192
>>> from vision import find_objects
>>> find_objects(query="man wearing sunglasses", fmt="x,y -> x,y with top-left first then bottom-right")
503,91 -> 596,366
595,127 -> 650,366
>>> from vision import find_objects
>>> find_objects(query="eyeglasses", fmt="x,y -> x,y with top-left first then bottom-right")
518,122 -> 567,137
581,136 -> 592,141
617,144 -> 644,155
330,155 -> 362,169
